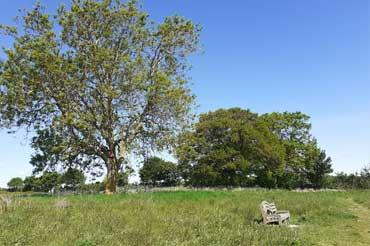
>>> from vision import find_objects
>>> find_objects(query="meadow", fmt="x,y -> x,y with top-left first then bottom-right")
0,189 -> 369,246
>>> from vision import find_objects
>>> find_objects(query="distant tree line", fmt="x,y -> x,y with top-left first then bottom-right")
137,158 -> 370,190
4,108 -> 369,191
327,166 -> 370,189
7,168 -> 85,192
138,108 -> 368,190
5,167 -> 132,193
118,108 -> 332,189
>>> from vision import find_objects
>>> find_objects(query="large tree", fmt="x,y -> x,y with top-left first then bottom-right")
0,0 -> 200,193
260,112 -> 323,188
176,108 -> 286,187
177,108 -> 333,188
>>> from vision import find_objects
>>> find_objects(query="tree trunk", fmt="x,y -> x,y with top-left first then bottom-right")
104,143 -> 126,194
105,158 -> 118,194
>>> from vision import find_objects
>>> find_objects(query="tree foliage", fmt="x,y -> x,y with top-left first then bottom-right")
60,168 -> 85,189
176,108 -> 286,187
0,0 -> 200,193
23,172 -> 61,192
139,157 -> 180,186
328,164 -> 370,189
7,177 -> 24,191
177,108 -> 333,188
23,169 -> 86,192
116,166 -> 134,187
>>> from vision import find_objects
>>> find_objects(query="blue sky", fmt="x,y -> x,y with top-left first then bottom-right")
0,0 -> 369,187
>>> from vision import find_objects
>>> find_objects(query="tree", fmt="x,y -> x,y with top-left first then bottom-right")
23,175 -> 41,192
60,168 -> 85,189
116,166 -> 134,187
0,0 -> 200,193
260,112 -> 332,188
176,108 -> 286,187
359,164 -> 370,189
7,177 -> 24,191
305,150 -> 333,189
360,164 -> 370,178
328,166 -> 370,190
260,112 -> 312,168
23,172 -> 61,192
38,171 -> 61,192
139,157 -> 180,186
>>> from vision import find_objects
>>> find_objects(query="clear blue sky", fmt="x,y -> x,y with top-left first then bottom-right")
0,0 -> 369,187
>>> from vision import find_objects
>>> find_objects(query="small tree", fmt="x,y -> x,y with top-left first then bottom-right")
23,176 -> 41,192
306,150 -> 333,189
117,166 -> 134,187
60,168 -> 85,190
359,164 -> 370,189
39,172 -> 61,192
7,177 -> 24,191
140,157 -> 180,186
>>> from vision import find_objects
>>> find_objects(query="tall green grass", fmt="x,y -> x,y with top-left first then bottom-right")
0,190 -> 369,245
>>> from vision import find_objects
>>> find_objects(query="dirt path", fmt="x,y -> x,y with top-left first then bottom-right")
348,198 -> 370,244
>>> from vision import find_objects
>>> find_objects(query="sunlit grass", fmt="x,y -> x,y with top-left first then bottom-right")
0,190 -> 369,245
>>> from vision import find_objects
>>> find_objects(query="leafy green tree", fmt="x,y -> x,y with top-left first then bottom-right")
0,0 -> 200,193
305,150 -> 333,189
23,172 -> 62,192
139,157 -> 180,186
328,166 -> 370,190
176,108 -> 286,187
39,172 -> 61,192
358,164 -> 370,189
261,112 -> 312,166
23,175 -> 41,192
116,172 -> 129,187
260,112 -> 332,188
116,165 -> 134,187
7,177 -> 24,191
60,168 -> 85,189
360,164 -> 370,178
40,172 -> 61,192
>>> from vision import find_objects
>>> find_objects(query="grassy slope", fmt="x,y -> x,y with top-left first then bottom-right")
0,190 -> 369,246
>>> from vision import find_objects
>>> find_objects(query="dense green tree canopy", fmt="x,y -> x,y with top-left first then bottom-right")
38,171 -> 61,192
23,175 -> 41,192
305,150 -> 333,189
261,112 -> 333,188
60,168 -> 85,189
0,0 -> 200,193
139,157 -> 180,186
7,177 -> 24,191
177,108 -> 332,188
176,108 -> 286,187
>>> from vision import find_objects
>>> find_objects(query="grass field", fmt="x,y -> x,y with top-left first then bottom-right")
0,190 -> 369,246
